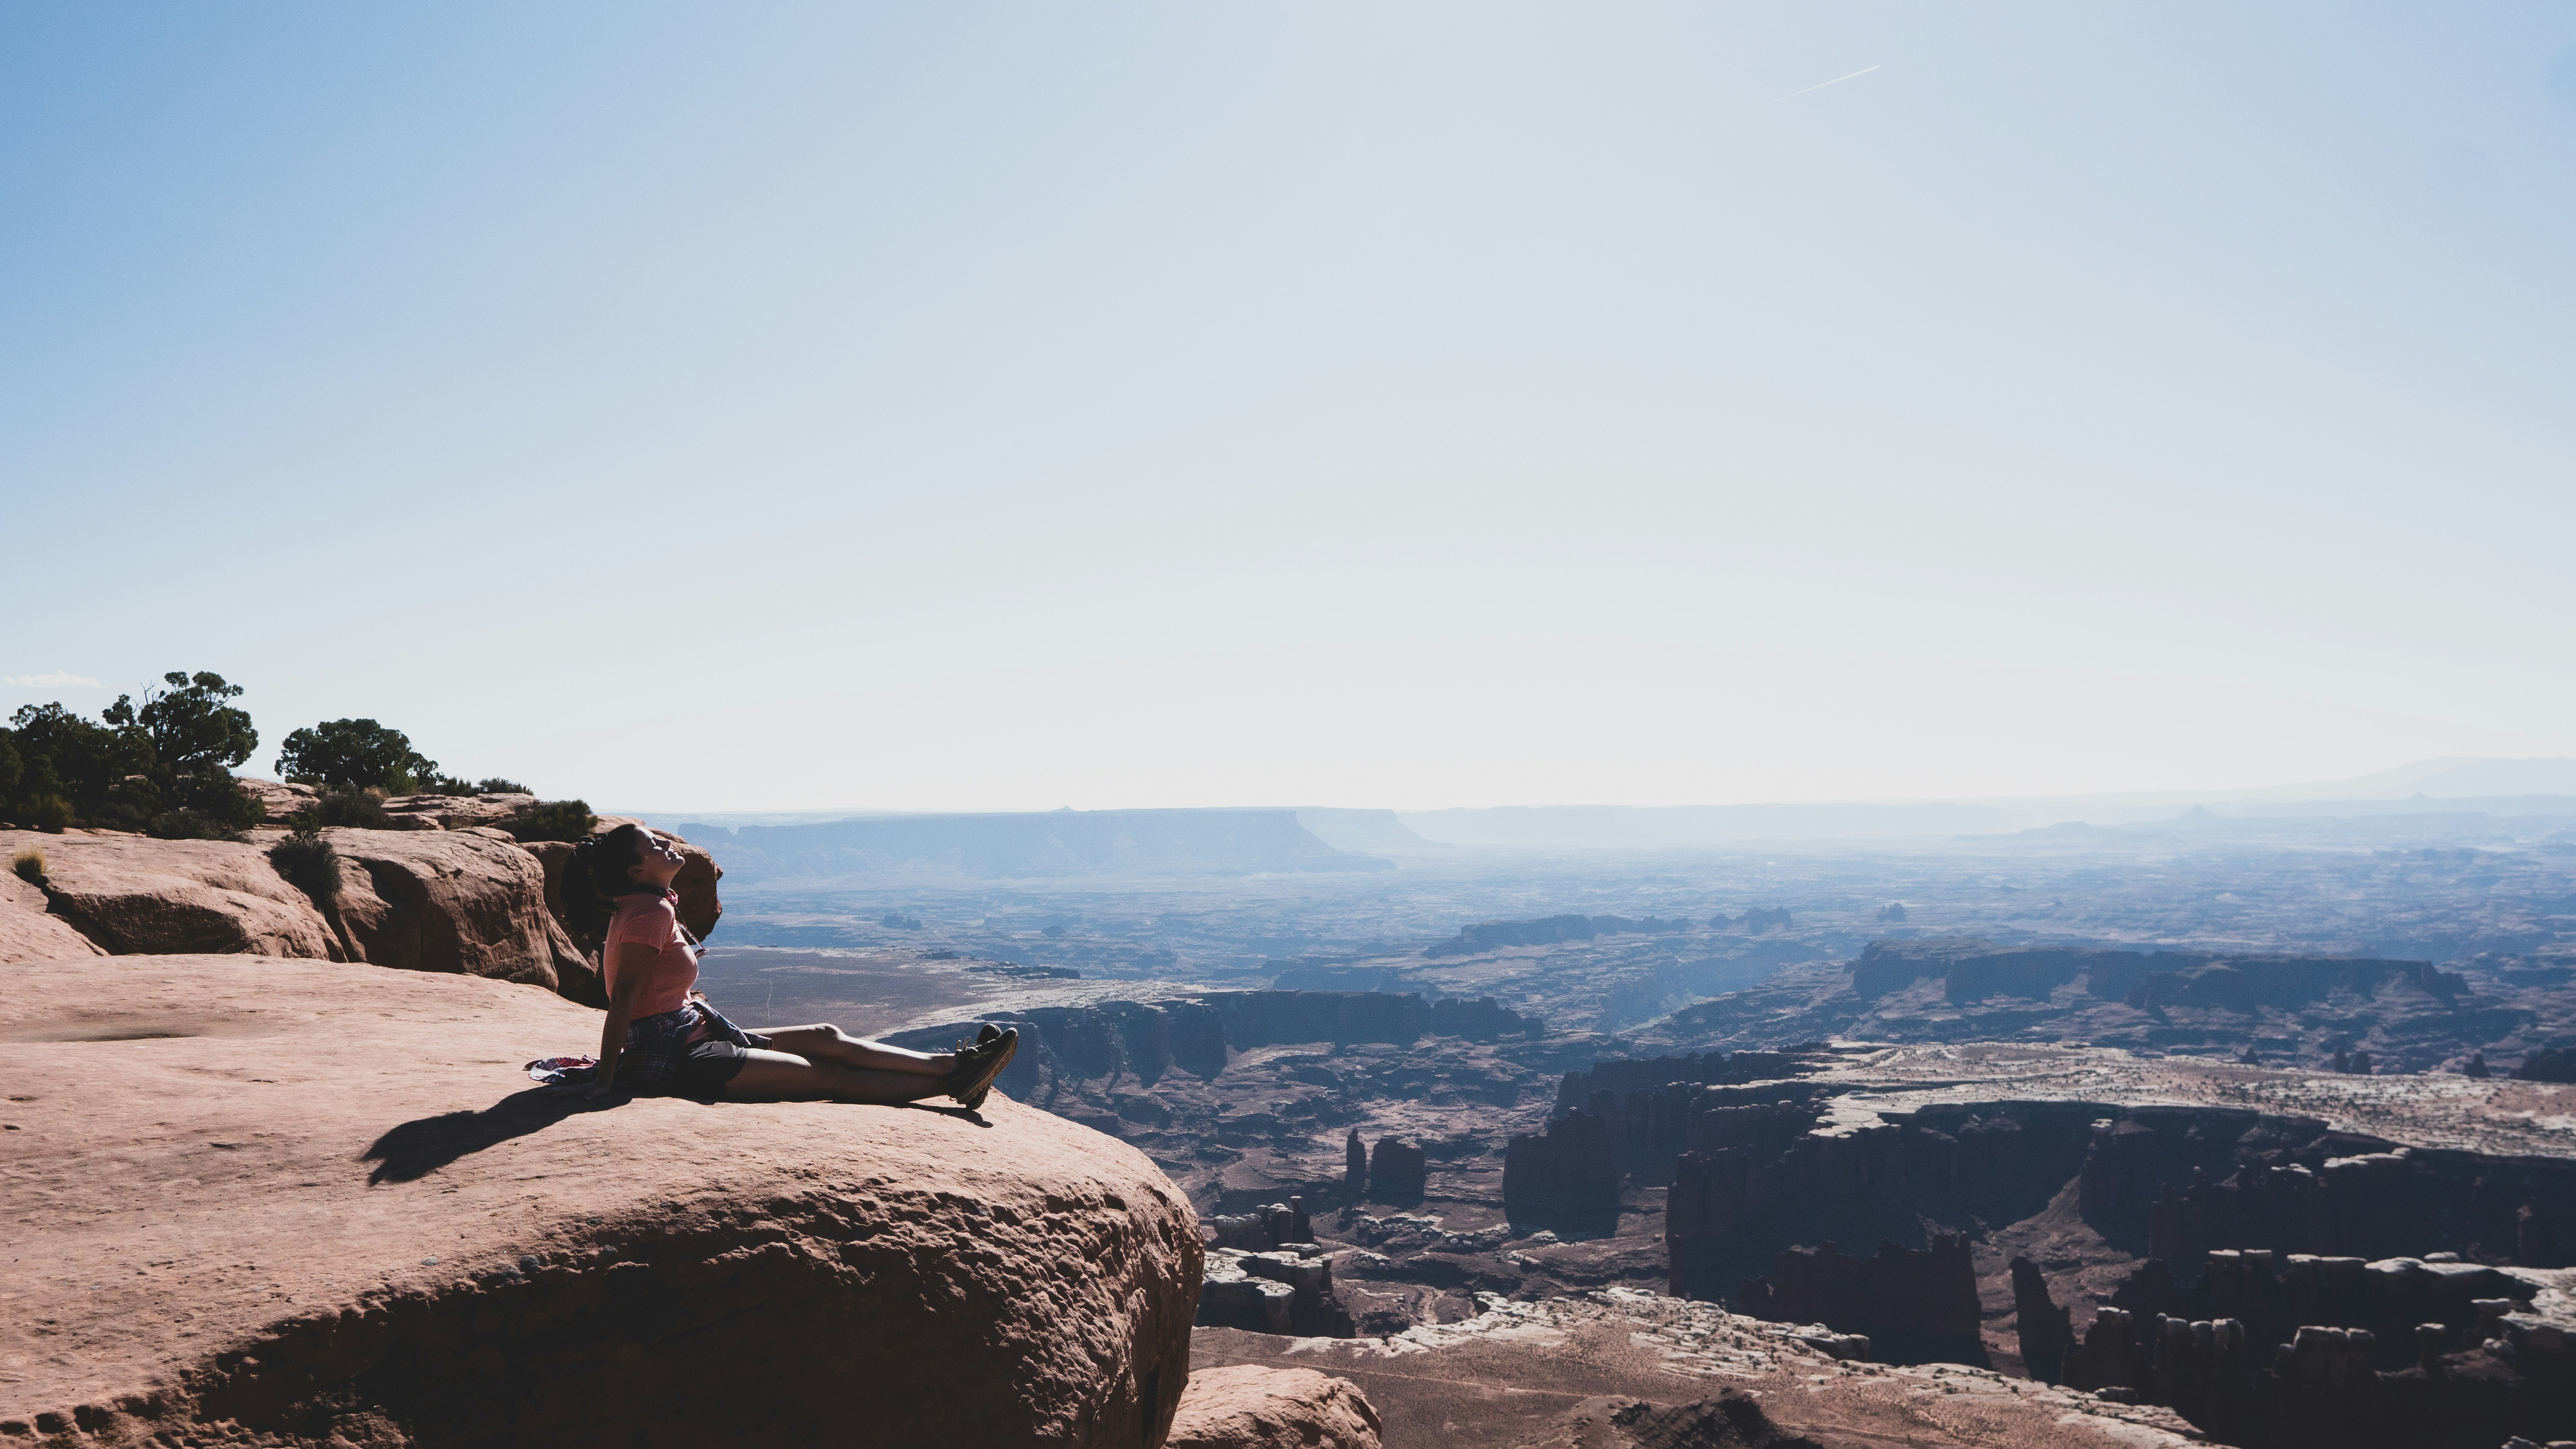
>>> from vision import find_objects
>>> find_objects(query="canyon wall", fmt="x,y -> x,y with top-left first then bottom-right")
1847,939 -> 2467,1009
1736,1235 -> 1984,1364
889,989 -> 1539,1105
2142,1143 -> 2576,1269
1666,1097 -> 2102,1301
1657,1078 -> 2576,1310
2020,1257 -> 2576,1448
1501,1109 -> 1619,1236
1572,1030 -> 2576,1446
1422,912 -> 1691,958
1549,1049 -> 1826,1178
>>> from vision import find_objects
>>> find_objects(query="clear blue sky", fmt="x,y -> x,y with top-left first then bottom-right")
7,4 -> 2575,811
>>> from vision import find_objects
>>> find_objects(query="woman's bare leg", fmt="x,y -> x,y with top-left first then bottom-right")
723,1049 -> 951,1104
756,1024 -> 954,1076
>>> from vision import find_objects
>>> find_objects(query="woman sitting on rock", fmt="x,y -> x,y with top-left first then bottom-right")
562,823 -> 1016,1107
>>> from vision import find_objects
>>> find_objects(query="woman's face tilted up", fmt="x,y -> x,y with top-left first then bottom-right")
626,831 -> 687,892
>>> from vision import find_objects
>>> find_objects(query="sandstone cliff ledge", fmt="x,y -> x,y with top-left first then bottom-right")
0,818 -> 721,1011
0,955 -> 1200,1446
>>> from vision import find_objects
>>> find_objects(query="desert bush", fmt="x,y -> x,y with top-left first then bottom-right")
406,771 -> 532,797
146,808 -> 249,843
275,718 -> 440,793
313,788 -> 392,829
268,831 -> 342,900
115,673 -> 258,779
5,672 -> 258,831
6,704 -> 144,823
10,848 -> 43,885
126,771 -> 264,838
511,799 -> 596,843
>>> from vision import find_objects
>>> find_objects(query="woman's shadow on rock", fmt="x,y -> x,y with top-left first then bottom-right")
363,1088 -> 617,1184
363,1091 -> 994,1183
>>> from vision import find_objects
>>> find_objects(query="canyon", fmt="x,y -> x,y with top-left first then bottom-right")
11,786 -> 2576,1445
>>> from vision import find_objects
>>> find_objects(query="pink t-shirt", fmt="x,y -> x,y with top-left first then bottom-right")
604,891 -> 699,1018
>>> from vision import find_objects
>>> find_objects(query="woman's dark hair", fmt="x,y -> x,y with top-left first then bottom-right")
557,823 -> 650,943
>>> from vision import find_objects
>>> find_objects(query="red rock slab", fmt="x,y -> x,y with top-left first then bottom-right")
377,793 -> 537,831
1167,1364 -> 1383,1449
1192,1291 -> 2205,1449
232,778 -> 319,822
0,863 -> 103,963
319,826 -> 586,991
1,830 -> 337,959
0,954 -> 1200,1447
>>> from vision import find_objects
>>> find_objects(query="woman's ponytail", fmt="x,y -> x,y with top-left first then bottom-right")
558,824 -> 649,944
559,835 -> 614,944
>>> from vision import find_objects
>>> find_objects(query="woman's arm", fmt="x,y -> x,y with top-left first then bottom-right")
588,941 -> 657,1098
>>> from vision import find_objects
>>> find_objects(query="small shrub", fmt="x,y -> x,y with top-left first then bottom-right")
314,788 -> 391,829
25,793 -> 73,833
10,848 -> 43,885
99,776 -> 166,831
268,831 -> 342,900
146,808 -> 250,842
474,777 -> 531,795
511,799 -> 596,843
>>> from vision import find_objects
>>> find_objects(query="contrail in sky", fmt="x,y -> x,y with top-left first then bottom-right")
1781,65 -> 1881,100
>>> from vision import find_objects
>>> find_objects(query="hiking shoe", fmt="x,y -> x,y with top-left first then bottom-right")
945,1028 -> 1018,1111
953,1023 -> 1001,1052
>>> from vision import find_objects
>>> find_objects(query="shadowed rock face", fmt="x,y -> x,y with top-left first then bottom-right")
2010,1256 -> 2074,1382
1505,1110 -> 1620,1237
2016,1262 -> 2576,1449
1211,991 -> 1428,1048
0,954 -> 1200,1448
1662,1082 -> 2576,1310
1368,1138 -> 1428,1206
1555,1050 -> 1828,1181
1735,1235 -> 1984,1366
322,827 -> 589,991
1582,1038 -> 2576,1446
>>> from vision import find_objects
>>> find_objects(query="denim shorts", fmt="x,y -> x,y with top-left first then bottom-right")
622,1000 -> 772,1101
